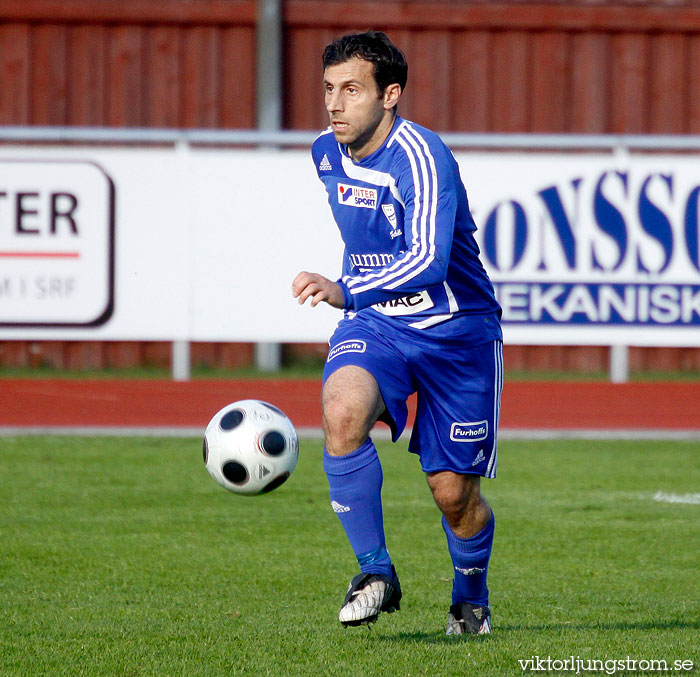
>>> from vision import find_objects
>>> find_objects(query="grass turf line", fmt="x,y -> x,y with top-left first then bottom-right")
0,437 -> 698,676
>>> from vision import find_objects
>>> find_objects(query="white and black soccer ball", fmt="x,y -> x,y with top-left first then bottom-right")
202,400 -> 299,496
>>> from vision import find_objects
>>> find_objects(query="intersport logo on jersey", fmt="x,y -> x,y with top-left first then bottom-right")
338,183 -> 377,209
469,157 -> 700,330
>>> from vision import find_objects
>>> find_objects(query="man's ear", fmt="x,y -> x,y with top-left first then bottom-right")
383,83 -> 402,110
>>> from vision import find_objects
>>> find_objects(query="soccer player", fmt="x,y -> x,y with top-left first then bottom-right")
292,31 -> 503,635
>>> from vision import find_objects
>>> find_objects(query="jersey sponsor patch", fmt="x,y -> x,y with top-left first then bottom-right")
327,339 -> 367,362
338,183 -> 377,209
372,290 -> 434,316
381,204 -> 403,239
381,203 -> 397,228
349,252 -> 396,269
450,420 -> 489,442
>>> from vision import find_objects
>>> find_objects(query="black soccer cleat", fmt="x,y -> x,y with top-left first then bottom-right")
338,566 -> 402,627
445,602 -> 492,635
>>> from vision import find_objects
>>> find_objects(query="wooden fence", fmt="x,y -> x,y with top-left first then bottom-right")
1,0 -> 699,373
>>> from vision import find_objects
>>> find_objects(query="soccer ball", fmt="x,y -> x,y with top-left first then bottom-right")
202,400 -> 299,496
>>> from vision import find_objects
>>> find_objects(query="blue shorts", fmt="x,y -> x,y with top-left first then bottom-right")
323,315 -> 503,478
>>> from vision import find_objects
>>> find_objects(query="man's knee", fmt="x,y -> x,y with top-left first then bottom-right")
430,475 -> 475,514
427,472 -> 490,536
322,366 -> 384,456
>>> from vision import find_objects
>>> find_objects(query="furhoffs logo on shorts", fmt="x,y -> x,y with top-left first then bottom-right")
450,420 -> 488,442
327,340 -> 367,362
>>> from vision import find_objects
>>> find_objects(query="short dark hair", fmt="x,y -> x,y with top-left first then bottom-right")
322,30 -> 408,94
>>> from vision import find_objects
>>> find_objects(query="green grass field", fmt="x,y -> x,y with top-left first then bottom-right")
1,436 -> 698,676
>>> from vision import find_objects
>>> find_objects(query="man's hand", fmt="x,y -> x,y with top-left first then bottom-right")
292,271 -> 345,309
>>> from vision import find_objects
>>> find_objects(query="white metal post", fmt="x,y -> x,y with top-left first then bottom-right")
172,139 -> 194,382
255,0 -> 283,371
610,345 -> 629,384
172,340 -> 191,381
257,0 -> 282,135
254,342 -> 282,372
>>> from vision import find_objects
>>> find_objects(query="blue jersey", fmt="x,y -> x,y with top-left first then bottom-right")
312,116 -> 502,342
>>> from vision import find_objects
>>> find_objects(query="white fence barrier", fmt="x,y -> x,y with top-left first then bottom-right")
1,128 -> 699,379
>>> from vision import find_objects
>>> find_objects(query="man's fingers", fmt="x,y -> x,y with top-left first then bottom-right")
296,284 -> 314,305
292,271 -> 313,297
296,281 -> 323,306
293,271 -> 342,309
310,290 -> 328,307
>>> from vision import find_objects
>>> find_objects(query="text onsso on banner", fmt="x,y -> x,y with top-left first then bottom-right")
475,166 -> 700,328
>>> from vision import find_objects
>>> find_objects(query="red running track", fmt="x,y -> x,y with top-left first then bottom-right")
0,379 -> 698,432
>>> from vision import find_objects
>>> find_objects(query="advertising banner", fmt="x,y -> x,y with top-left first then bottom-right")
457,153 -> 700,345
0,145 -> 698,346
0,160 -> 114,327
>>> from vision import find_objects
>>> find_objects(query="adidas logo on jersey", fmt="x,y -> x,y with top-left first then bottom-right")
319,154 -> 332,171
331,500 -> 351,513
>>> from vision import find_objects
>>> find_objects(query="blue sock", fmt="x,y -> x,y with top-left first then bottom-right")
323,439 -> 393,577
442,513 -> 494,607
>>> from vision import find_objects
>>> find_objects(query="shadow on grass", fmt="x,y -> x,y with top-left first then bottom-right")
374,618 -> 700,644
371,631 -> 493,645
497,619 -> 700,632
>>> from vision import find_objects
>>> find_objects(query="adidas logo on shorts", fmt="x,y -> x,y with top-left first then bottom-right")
472,449 -> 486,466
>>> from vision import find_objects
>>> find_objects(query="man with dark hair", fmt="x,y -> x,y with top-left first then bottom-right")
293,30 -> 502,635
321,30 -> 408,93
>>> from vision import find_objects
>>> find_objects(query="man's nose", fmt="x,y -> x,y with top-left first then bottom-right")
326,91 -> 342,112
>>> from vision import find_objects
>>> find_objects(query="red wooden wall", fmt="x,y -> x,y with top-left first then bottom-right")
1,0 -> 699,373
284,1 -> 700,134
2,0 -> 699,133
0,0 -> 257,128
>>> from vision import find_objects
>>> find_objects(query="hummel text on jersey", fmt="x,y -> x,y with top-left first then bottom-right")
349,252 -> 395,268
450,421 -> 488,442
338,183 -> 377,209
